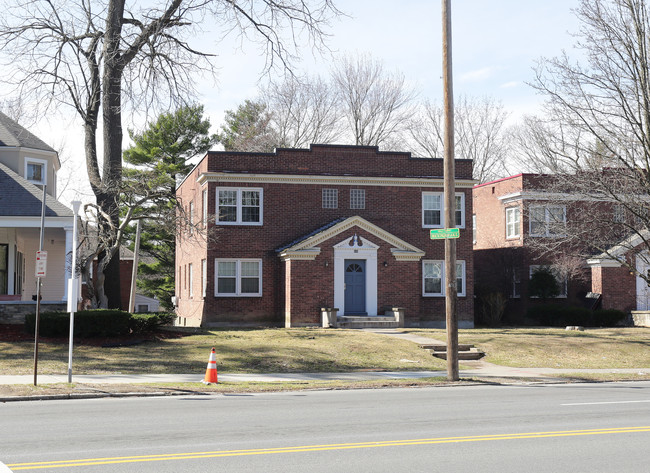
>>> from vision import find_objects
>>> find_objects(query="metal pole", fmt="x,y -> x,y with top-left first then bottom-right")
128,219 -> 142,313
442,0 -> 459,381
33,184 -> 46,386
68,201 -> 81,383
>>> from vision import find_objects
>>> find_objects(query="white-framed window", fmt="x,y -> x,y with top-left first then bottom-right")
350,189 -> 365,209
422,260 -> 466,297
216,187 -> 262,225
202,189 -> 208,227
201,259 -> 207,298
188,263 -> 193,298
529,265 -> 567,298
422,192 -> 465,228
472,214 -> 477,245
322,189 -> 338,209
25,157 -> 47,186
613,204 -> 625,224
136,304 -> 150,313
529,205 -> 566,237
188,201 -> 194,235
215,259 -> 262,297
511,268 -> 521,298
505,207 -> 521,239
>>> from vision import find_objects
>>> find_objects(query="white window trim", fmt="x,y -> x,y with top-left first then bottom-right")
214,258 -> 262,297
201,258 -> 207,298
422,192 -> 465,229
422,260 -> 466,297
529,265 -> 568,298
529,205 -> 566,237
202,189 -> 208,227
472,214 -> 477,245
24,157 -> 47,186
505,207 -> 521,239
188,263 -> 194,298
215,187 -> 263,226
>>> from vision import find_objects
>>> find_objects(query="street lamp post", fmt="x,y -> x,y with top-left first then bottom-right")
67,201 -> 81,383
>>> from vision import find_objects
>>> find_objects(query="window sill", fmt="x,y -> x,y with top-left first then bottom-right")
215,294 -> 262,298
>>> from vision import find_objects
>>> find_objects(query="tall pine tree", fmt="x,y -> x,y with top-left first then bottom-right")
123,105 -> 216,309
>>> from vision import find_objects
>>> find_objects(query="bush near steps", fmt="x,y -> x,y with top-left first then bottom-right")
24,310 -> 175,338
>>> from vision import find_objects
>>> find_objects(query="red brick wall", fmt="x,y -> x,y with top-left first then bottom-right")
594,266 -> 636,312
176,145 -> 474,327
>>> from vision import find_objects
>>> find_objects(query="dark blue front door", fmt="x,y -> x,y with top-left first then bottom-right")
344,259 -> 366,314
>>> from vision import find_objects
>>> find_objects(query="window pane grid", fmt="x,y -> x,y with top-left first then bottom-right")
215,260 -> 262,296
350,189 -> 365,209
322,189 -> 338,208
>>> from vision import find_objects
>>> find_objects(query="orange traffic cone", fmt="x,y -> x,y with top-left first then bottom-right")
202,347 -> 218,384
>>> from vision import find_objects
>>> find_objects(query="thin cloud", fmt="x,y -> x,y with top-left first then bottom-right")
500,81 -> 520,89
459,67 -> 497,83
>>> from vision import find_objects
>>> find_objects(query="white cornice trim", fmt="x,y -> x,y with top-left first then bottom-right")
279,216 -> 425,262
198,172 -> 476,188
586,257 -> 623,268
0,216 -> 73,228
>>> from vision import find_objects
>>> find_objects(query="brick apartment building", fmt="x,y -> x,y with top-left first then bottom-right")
175,144 -> 475,328
473,173 -> 648,324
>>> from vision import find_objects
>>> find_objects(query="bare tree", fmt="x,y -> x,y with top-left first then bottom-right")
0,0 -> 340,307
263,74 -> 342,148
409,95 -> 510,183
520,0 -> 650,281
332,53 -> 416,147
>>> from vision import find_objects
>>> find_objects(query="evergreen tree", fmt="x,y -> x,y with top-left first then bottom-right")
123,105 -> 216,309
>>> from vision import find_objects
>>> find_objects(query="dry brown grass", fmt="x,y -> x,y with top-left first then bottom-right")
0,327 -> 447,375
402,327 -> 650,369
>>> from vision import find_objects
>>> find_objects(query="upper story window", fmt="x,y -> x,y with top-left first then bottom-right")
613,204 -> 625,223
505,207 -> 521,239
422,260 -> 466,297
25,157 -> 47,186
472,214 -> 477,244
350,189 -> 365,209
422,192 -> 465,228
188,201 -> 194,235
529,205 -> 566,237
216,188 -> 263,225
322,189 -> 338,209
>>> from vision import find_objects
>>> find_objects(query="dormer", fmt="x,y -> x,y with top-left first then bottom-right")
0,111 -> 60,197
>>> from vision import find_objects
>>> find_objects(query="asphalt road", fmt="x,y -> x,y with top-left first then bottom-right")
2,382 -> 650,472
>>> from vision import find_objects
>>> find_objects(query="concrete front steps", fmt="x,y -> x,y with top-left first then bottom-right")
419,343 -> 486,360
337,316 -> 399,329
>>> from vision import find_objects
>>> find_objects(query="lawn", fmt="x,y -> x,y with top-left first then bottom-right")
0,327 -> 446,375
401,327 -> 650,369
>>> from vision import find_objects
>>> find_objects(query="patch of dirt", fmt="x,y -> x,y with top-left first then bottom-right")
0,324 -> 187,346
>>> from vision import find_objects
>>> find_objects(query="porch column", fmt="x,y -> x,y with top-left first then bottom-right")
63,226 -> 73,301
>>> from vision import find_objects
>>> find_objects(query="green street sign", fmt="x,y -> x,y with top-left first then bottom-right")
430,228 -> 460,240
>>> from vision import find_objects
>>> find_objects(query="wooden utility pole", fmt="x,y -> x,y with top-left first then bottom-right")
442,0 -> 459,381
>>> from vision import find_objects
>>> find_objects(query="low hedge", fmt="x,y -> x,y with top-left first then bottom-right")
24,310 -> 174,338
526,304 -> 627,327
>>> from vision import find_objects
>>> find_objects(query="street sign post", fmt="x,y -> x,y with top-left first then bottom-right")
430,228 -> 460,240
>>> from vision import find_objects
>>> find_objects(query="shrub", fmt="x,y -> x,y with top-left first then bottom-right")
526,305 -> 627,327
478,292 -> 507,327
526,304 -> 592,327
592,309 -> 627,327
24,310 -> 174,338
129,312 -> 175,333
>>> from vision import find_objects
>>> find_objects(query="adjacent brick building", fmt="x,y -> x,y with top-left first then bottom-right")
473,173 -> 646,324
175,144 -> 475,328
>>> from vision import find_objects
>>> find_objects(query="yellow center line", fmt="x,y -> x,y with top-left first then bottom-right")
8,426 -> 650,470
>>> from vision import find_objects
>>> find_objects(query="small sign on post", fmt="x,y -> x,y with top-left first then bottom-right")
430,228 -> 460,240
35,250 -> 47,278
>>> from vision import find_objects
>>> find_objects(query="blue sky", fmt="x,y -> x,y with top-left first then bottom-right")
27,0 -> 583,203
205,0 -> 582,125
